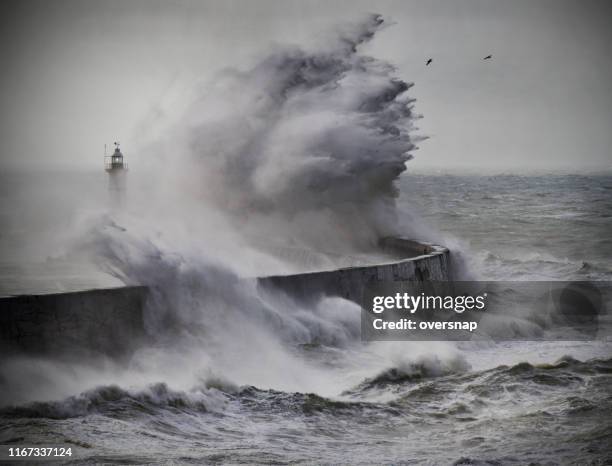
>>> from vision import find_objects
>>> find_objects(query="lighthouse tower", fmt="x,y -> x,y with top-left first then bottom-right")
104,142 -> 127,206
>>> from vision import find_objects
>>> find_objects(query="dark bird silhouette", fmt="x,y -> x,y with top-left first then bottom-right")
426,58 -> 432,66
483,54 -> 492,60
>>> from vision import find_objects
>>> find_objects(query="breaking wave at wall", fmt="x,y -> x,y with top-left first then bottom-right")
137,13 -> 422,264
0,15 -> 455,408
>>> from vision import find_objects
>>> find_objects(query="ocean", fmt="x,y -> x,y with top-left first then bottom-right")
0,173 -> 611,464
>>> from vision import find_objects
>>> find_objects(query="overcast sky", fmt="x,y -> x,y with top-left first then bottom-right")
1,0 -> 611,173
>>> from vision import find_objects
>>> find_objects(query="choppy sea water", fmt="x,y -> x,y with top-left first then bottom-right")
400,174 -> 612,282
1,173 -> 611,465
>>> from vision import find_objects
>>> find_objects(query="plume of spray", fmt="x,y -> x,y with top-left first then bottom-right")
86,14 -> 463,393
142,13 -> 422,261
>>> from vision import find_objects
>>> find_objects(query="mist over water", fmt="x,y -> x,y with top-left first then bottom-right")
1,15 -> 611,465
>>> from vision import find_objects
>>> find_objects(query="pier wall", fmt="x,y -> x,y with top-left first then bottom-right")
0,286 -> 148,359
0,239 -> 451,358
258,238 -> 451,304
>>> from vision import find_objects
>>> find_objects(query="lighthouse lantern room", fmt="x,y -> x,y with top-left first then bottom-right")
105,142 -> 127,172
105,142 -> 128,207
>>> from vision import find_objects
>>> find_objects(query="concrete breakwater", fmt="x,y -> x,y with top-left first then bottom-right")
0,238 -> 451,358
0,286 -> 149,359
259,238 -> 451,304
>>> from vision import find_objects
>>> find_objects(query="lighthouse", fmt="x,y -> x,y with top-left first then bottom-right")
104,142 -> 127,206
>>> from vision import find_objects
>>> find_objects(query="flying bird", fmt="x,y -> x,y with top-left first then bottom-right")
426,58 -> 432,66
483,54 -> 492,60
